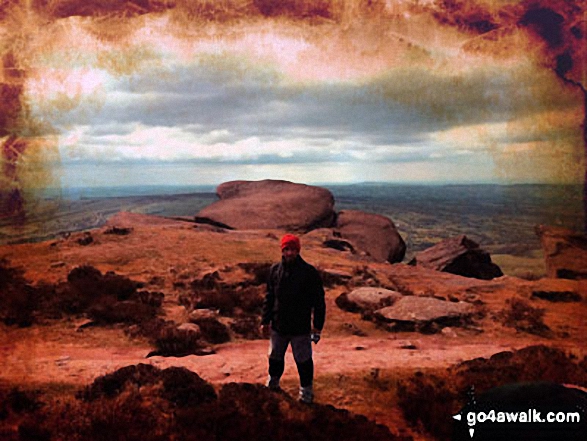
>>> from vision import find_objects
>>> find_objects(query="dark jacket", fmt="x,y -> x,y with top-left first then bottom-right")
261,255 -> 325,336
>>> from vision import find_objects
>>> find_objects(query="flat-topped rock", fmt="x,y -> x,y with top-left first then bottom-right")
410,235 -> 503,280
536,225 -> 587,280
195,180 -> 335,231
337,287 -> 403,313
374,296 -> 475,333
335,210 -> 406,263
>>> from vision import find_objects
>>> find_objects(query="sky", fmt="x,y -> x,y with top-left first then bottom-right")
1,0 -> 586,193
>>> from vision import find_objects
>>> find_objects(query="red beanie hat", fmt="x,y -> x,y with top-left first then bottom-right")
281,234 -> 301,251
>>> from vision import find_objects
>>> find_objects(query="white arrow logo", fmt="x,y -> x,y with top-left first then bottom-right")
453,414 -> 474,438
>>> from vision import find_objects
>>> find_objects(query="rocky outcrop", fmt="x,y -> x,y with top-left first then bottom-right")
195,180 -> 335,231
409,235 -> 503,280
536,225 -> 587,280
373,296 -> 475,333
196,182 -> 406,263
335,210 -> 406,263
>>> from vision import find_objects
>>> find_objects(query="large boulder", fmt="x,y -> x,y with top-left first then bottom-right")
195,180 -> 335,231
335,210 -> 406,263
536,225 -> 587,280
373,296 -> 475,333
409,235 -> 503,280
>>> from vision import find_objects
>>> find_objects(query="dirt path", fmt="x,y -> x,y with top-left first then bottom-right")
1,330 -> 549,387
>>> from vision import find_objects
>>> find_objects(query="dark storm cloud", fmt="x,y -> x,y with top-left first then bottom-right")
48,54 -> 581,167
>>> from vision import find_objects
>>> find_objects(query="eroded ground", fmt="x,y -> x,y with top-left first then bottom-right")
1,216 -> 586,440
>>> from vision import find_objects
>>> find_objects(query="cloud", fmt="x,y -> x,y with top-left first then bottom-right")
19,6 -> 584,187
44,52 -> 580,150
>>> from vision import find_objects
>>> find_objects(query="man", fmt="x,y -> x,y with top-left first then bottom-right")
261,234 -> 326,404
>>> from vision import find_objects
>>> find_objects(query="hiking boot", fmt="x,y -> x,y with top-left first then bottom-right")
266,376 -> 281,391
299,386 -> 314,404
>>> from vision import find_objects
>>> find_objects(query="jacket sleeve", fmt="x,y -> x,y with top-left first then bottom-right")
261,264 -> 276,325
311,268 -> 326,331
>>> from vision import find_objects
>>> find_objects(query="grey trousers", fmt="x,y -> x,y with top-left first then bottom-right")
268,330 -> 312,363
268,330 -> 314,387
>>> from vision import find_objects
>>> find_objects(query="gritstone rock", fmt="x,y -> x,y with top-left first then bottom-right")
335,210 -> 406,263
195,180 -> 335,231
410,235 -> 503,280
373,296 -> 475,333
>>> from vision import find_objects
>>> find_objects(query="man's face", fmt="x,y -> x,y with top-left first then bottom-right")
282,245 -> 299,263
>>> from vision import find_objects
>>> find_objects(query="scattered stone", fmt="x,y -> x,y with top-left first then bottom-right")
147,322 -> 210,358
354,345 -> 367,351
55,356 -> 70,366
77,232 -> 93,246
399,341 -> 417,350
374,296 -> 475,333
195,347 -> 216,356
50,261 -> 66,268
536,225 -> 587,280
177,323 -> 201,336
342,322 -> 368,337
409,235 -> 503,280
440,326 -> 458,338
189,308 -> 220,322
75,319 -> 96,331
196,180 -> 335,231
335,210 -> 406,263
104,226 -> 133,235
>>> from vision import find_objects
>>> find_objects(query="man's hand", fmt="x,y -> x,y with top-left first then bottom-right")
311,328 -> 321,344
260,323 -> 271,338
